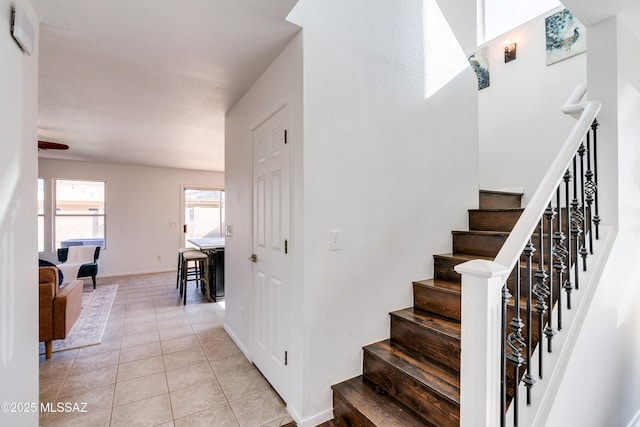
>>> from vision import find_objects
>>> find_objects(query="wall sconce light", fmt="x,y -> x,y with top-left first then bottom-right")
504,41 -> 517,63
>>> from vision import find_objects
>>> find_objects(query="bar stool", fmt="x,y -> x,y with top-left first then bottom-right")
180,250 -> 210,305
176,247 -> 199,290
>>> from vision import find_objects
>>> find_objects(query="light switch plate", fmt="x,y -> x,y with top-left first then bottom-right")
329,230 -> 342,251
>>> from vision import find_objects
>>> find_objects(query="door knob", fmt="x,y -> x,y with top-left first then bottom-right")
249,254 -> 257,263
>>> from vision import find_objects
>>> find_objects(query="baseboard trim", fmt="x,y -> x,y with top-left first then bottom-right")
223,323 -> 251,361
297,407 -> 334,427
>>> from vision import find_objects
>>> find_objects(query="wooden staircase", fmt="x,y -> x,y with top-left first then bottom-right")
325,190 -> 526,427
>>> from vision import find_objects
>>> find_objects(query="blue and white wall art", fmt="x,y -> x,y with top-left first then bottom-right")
545,9 -> 586,66
469,47 -> 490,90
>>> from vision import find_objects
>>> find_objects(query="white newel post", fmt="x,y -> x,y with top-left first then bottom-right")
454,259 -> 511,427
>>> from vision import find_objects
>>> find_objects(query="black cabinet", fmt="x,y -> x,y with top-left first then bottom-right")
200,248 -> 224,301
211,248 -> 224,301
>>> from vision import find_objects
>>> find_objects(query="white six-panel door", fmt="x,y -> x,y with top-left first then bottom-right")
251,104 -> 291,402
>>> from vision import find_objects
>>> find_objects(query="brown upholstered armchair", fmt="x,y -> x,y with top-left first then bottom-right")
39,266 -> 83,359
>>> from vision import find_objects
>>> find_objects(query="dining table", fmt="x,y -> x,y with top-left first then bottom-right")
187,238 -> 225,301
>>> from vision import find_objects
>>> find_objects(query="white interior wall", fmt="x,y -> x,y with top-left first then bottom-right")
289,0 -> 478,423
0,0 -> 39,425
38,159 -> 223,276
482,0 -> 561,42
224,32 -> 304,415
478,5 -> 587,204
545,13 -> 640,427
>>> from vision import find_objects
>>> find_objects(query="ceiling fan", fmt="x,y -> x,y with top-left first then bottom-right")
38,140 -> 69,151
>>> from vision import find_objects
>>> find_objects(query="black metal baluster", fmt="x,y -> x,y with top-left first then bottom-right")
585,130 -> 595,254
507,264 -> 526,426
501,280 -> 512,427
578,142 -> 588,271
553,189 -> 567,330
523,240 -> 536,404
570,156 -> 583,292
563,170 -> 573,310
592,119 -> 601,239
533,218 -> 548,378
544,203 -> 556,352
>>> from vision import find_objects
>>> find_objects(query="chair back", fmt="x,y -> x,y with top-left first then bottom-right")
58,246 -> 100,263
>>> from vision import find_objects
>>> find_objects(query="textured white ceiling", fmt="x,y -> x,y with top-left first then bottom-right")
32,0 -> 300,171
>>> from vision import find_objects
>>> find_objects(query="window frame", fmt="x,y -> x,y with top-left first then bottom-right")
54,178 -> 107,250
37,178 -> 45,253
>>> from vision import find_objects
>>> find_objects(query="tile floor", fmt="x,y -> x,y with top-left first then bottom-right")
39,271 -> 293,427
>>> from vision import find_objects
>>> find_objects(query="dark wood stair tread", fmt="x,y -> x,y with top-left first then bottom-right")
413,279 -> 462,321
332,376 -> 434,427
364,340 -> 460,404
391,308 -> 461,340
413,278 -> 461,294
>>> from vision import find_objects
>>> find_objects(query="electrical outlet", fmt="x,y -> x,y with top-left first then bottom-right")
226,225 -> 233,237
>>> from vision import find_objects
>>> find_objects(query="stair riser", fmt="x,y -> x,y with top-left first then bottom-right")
333,391 -> 376,427
469,210 -> 523,232
479,191 -> 522,209
452,232 -> 507,258
453,233 -> 541,262
413,284 -> 460,321
363,351 -> 459,427
435,253 -> 548,286
390,315 -> 460,371
433,255 -> 462,283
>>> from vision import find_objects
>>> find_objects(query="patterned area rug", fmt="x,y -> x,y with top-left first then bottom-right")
39,284 -> 118,355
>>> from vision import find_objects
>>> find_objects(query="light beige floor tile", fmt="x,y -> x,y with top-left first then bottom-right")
59,365 -> 118,396
75,340 -> 121,358
40,360 -> 74,382
44,408 -> 112,427
119,341 -> 162,364
120,330 -> 160,348
169,379 -> 225,419
154,308 -> 187,322
123,312 -> 156,324
126,301 -> 155,311
157,316 -> 191,331
117,355 -> 165,382
209,350 -> 252,377
174,401 -> 240,427
190,319 -> 224,335
229,388 -> 289,427
71,349 -> 120,374
48,383 -> 115,423
110,393 -> 173,427
159,325 -> 195,342
163,347 -> 207,371
186,311 -> 220,324
218,367 -> 271,401
166,361 -> 216,392
161,335 -> 201,355
122,320 -> 158,336
201,337 -> 243,359
113,371 -> 168,407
